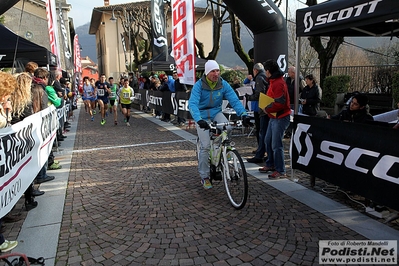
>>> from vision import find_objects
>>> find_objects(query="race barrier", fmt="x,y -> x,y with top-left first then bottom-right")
135,90 -> 192,119
0,105 -> 61,218
292,115 -> 399,211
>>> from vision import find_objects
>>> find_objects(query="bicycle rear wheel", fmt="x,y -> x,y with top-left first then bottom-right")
221,149 -> 248,209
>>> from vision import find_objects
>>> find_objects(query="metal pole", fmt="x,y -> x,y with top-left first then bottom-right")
127,10 -> 132,72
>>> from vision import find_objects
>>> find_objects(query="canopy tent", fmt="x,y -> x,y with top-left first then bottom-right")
294,0 -> 399,111
0,24 -> 57,69
296,0 -> 399,37
0,0 -> 19,16
291,0 -> 399,208
138,50 -> 207,73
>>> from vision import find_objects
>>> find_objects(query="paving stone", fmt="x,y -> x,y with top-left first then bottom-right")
6,105 -> 398,266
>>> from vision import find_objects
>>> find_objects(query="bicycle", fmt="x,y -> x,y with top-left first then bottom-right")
196,121 -> 248,209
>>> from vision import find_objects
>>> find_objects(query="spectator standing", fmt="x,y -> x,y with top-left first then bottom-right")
32,68 -> 56,187
246,63 -> 269,163
299,74 -> 321,116
189,60 -> 247,189
286,66 -> 306,109
173,71 -> 187,126
159,74 -> 171,122
258,59 -> 291,179
0,72 -> 15,128
24,61 -> 38,77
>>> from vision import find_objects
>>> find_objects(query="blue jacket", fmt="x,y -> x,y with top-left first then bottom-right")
189,75 -> 247,122
167,76 -> 175,92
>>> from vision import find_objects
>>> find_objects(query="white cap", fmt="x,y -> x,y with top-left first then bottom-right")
204,60 -> 219,75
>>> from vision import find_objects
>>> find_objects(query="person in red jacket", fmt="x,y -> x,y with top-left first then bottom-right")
258,59 -> 291,179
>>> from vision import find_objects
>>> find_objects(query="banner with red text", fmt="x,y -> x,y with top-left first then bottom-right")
46,0 -> 61,69
0,106 -> 57,218
73,34 -> 81,73
172,0 -> 196,85
151,0 -> 168,59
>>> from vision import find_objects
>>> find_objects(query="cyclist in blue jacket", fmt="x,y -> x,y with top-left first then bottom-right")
189,60 -> 247,190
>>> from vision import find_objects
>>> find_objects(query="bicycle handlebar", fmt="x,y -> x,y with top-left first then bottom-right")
209,121 -> 238,129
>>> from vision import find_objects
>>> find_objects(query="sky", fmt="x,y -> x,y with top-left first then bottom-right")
67,0 -> 311,28
68,0 -> 132,28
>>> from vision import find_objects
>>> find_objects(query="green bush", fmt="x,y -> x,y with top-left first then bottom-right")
322,75 -> 351,108
221,70 -> 246,86
392,72 -> 399,106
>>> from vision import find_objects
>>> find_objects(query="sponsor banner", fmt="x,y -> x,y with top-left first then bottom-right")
137,90 -> 191,119
151,0 -> 168,58
46,0 -> 61,69
292,115 -> 399,210
59,1 -> 72,70
73,34 -> 81,73
172,0 -> 196,85
296,0 -> 392,36
319,240 -> 397,264
0,106 -> 57,218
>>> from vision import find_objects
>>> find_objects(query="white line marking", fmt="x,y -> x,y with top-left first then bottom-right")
73,139 -> 192,153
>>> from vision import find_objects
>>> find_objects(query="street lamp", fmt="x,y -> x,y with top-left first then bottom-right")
110,7 -> 132,74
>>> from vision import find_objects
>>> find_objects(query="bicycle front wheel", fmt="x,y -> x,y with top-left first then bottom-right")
221,149 -> 248,209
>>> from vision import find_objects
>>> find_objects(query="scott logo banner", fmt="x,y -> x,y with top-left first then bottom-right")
292,115 -> 399,211
296,0 -> 391,36
151,0 -> 168,58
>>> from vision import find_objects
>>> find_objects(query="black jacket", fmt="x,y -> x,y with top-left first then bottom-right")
300,84 -> 320,116
331,107 -> 374,123
247,70 -> 268,116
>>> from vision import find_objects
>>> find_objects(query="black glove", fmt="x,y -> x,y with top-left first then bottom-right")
197,120 -> 210,129
242,115 -> 253,127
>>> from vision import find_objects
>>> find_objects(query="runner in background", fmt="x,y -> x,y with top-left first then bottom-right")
119,79 -> 135,126
108,77 -> 119,126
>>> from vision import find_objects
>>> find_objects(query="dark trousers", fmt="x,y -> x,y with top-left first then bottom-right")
253,112 -> 260,144
254,115 -> 269,159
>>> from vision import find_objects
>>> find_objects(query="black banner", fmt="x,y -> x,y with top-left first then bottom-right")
292,115 -> 399,210
137,90 -> 191,119
58,2 -> 72,70
151,0 -> 168,59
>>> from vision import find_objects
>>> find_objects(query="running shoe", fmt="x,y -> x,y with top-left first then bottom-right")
258,166 -> 275,173
268,171 -> 286,179
114,121 -> 118,125
124,118 -> 127,123
105,111 -> 109,117
126,122 -> 130,126
201,178 -> 213,189
0,240 -> 18,252
92,110 -> 96,115
91,116 -> 94,121
101,119 -> 106,125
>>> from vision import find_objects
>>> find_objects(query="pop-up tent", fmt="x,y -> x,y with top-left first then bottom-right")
296,0 -> 399,37
291,0 -> 399,211
294,0 -> 399,109
0,24 -> 57,68
138,50 -> 207,73
0,0 -> 19,16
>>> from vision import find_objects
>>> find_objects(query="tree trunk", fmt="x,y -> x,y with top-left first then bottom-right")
308,36 -> 344,88
229,12 -> 253,72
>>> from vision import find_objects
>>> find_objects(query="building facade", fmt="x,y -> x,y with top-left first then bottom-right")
89,1 -> 213,78
4,0 -> 74,75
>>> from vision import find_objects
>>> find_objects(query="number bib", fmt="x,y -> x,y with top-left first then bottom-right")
98,89 -> 105,96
